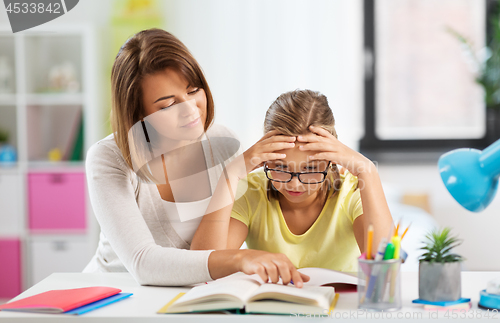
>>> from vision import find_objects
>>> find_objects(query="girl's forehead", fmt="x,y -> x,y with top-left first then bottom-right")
271,146 -> 326,165
268,159 -> 329,167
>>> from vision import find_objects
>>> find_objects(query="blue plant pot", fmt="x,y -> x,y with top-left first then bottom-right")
0,144 -> 17,164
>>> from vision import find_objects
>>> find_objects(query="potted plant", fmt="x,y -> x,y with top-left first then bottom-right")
0,128 -> 16,165
418,227 -> 465,302
448,6 -> 500,143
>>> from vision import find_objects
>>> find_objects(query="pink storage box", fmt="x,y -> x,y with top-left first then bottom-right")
28,172 -> 86,231
0,239 -> 21,298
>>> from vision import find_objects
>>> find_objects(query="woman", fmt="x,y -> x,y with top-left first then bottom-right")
191,89 -> 394,273
83,29 -> 308,287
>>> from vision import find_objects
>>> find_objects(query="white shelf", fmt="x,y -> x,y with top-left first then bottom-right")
0,24 -> 101,294
0,164 -> 19,174
27,161 -> 85,172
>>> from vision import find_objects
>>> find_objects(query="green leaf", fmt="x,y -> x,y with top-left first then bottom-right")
448,5 -> 500,109
0,128 -> 8,143
418,227 -> 463,263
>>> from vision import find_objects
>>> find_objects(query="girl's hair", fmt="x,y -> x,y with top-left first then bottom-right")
264,89 -> 341,200
111,28 -> 215,172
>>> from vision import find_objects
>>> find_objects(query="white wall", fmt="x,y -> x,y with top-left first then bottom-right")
165,0 -> 364,150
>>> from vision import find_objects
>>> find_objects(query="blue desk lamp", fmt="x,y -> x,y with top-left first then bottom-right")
438,138 -> 500,212
438,138 -> 500,309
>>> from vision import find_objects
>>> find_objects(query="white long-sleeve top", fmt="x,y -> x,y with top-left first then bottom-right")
82,124 -> 241,286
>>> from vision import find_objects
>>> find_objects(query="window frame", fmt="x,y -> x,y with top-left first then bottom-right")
360,0 -> 496,160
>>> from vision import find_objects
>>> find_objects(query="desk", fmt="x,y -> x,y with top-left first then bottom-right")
0,272 -> 499,322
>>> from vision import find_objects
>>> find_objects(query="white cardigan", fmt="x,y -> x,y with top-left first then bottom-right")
83,124 -> 241,286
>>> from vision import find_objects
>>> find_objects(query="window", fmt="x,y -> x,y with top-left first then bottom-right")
361,0 -> 495,158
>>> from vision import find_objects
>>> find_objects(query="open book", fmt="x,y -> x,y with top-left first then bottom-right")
298,267 -> 359,292
158,267 -> 359,315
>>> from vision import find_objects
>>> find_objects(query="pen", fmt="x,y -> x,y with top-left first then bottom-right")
366,224 -> 373,260
375,242 -> 395,301
363,238 -> 388,302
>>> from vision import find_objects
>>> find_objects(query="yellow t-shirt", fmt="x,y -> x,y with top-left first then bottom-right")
231,169 -> 363,273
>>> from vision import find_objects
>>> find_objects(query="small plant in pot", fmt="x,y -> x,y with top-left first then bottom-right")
0,128 -> 17,165
419,227 -> 465,302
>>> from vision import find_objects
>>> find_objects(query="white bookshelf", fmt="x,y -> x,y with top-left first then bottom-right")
0,24 -> 101,295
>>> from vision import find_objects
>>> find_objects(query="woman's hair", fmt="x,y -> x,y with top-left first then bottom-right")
111,28 -> 215,172
264,89 -> 341,200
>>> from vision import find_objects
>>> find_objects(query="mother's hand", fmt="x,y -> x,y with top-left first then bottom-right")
297,125 -> 374,177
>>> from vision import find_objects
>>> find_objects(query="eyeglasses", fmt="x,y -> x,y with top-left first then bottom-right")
264,162 -> 331,184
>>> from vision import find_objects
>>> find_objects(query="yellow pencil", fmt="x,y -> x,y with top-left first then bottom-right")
328,293 -> 340,315
394,219 -> 401,237
401,223 -> 411,240
366,224 -> 373,260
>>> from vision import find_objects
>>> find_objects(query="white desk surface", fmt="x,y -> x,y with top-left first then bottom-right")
0,271 -> 499,322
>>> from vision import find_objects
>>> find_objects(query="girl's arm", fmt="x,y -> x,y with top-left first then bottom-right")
190,130 -> 296,250
297,126 -> 394,255
227,218 -> 249,249
208,248 -> 309,286
352,166 -> 394,254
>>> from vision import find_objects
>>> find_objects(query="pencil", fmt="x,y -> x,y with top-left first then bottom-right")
366,224 -> 374,260
395,219 -> 401,237
401,223 -> 411,240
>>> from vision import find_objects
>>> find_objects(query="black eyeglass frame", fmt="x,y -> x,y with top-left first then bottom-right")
263,161 -> 332,184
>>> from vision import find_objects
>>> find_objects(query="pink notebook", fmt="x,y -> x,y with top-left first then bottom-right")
0,287 -> 121,314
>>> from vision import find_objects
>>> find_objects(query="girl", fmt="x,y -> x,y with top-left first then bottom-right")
83,29 -> 309,287
192,89 -> 394,274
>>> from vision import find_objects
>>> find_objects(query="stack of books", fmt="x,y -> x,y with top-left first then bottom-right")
412,298 -> 471,311
0,287 -> 132,315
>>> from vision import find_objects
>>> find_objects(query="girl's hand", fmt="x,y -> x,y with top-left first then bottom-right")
236,249 -> 310,287
297,125 -> 374,177
240,130 -> 296,177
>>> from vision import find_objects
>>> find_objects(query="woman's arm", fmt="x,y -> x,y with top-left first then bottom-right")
88,140 -> 308,286
297,126 -> 394,255
86,141 -> 215,286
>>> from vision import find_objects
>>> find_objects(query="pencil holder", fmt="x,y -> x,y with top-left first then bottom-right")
358,258 -> 402,312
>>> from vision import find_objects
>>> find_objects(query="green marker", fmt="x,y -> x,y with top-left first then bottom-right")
378,242 -> 396,302
372,242 -> 396,302
383,242 -> 395,260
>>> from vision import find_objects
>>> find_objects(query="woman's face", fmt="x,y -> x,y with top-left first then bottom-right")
141,67 -> 207,142
266,145 -> 330,205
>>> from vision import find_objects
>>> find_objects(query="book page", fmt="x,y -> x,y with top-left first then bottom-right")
247,284 -> 334,309
206,271 -> 266,285
298,267 -> 359,287
174,278 -> 261,306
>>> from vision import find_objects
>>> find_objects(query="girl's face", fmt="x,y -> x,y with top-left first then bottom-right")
266,145 -> 330,205
141,67 -> 207,142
